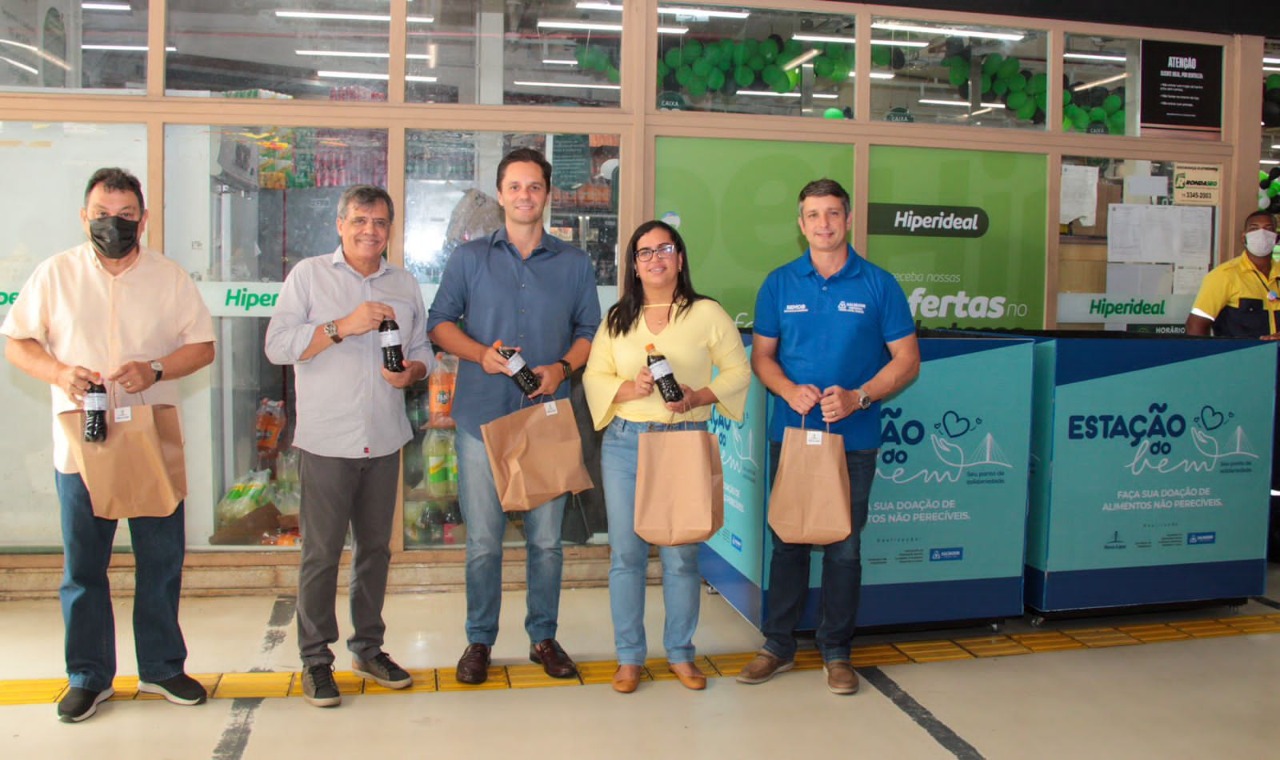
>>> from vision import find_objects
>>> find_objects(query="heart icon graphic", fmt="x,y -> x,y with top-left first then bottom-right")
1199,405 -> 1224,431
941,410 -> 972,438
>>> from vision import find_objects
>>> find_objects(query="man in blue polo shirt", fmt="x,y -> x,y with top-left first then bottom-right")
428,147 -> 600,684
737,178 -> 919,696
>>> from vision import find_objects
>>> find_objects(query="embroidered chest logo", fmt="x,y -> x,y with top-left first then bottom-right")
838,301 -> 865,314
783,303 -> 809,313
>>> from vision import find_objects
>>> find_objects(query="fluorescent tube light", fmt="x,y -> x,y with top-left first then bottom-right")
1071,73 -> 1127,91
317,70 -> 389,80
513,80 -> 621,91
872,21 -> 1024,42
1064,53 -> 1127,62
543,59 -> 578,65
0,55 -> 37,75
82,44 -> 177,52
919,98 -> 1005,108
538,20 -> 623,32
575,2 -> 750,18
83,2 -> 131,10
275,11 -> 432,23
791,34 -> 926,48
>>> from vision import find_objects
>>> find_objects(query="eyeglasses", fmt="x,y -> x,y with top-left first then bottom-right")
635,243 -> 677,262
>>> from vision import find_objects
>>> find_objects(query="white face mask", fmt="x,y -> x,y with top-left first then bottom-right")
1244,228 -> 1278,257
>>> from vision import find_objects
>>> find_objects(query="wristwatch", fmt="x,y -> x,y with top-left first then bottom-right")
856,388 -> 873,410
558,359 -> 572,380
323,321 -> 342,344
150,360 -> 164,382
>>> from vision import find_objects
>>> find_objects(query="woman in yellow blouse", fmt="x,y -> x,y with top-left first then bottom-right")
584,220 -> 750,693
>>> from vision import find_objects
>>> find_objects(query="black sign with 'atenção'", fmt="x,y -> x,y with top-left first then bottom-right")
1139,40 -> 1223,131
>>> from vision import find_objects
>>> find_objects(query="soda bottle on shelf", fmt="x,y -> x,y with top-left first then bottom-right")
492,340 -> 540,396
83,377 -> 107,443
443,429 -> 458,497
442,501 -> 461,545
426,429 -> 453,498
428,352 -> 458,427
425,501 -> 445,545
645,343 -> 684,403
379,318 -> 405,372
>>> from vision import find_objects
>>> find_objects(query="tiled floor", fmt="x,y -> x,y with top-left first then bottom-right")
2,566 -> 1278,759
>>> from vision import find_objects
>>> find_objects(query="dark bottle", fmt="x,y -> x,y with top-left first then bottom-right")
83,380 -> 108,443
379,318 -> 405,372
645,343 -> 684,404
493,340 -> 540,396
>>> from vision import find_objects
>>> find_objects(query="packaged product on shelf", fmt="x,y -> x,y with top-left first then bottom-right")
254,398 -> 286,463
425,428 -> 458,498
214,469 -> 272,528
273,447 -> 301,516
428,352 -> 458,427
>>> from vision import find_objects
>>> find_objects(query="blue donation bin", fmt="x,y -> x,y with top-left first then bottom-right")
701,337 -> 1035,629
1025,336 -> 1274,613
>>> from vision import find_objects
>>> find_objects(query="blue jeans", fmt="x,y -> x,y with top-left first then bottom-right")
455,428 -> 567,645
760,443 -> 876,663
55,470 -> 188,691
601,418 -> 706,666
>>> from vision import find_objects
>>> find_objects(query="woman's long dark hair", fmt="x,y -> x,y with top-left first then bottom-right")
605,220 -> 708,337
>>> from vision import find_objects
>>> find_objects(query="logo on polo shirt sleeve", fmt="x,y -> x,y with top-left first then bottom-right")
783,303 -> 809,313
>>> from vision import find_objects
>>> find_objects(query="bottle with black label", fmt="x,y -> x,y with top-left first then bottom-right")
493,340 -> 540,395
83,379 -> 108,443
379,318 -> 405,372
645,343 -> 684,403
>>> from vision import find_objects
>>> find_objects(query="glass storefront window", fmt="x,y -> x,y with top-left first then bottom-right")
405,0 -> 621,106
1057,156 -> 1219,331
404,130 -> 620,286
165,1 -> 393,99
651,4 -> 855,119
165,124 -> 388,548
1,122 -> 147,548
1262,39 -> 1280,213
0,0 -> 149,92
870,18 -> 1046,129
1062,34 -> 1138,136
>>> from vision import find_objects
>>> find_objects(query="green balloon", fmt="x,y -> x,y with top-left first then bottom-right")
949,66 -> 968,87
703,45 -> 721,67
606,66 -> 620,84
692,59 -> 711,77
783,39 -> 804,59
657,61 -> 669,79
981,73 -> 993,94
707,68 -> 725,90
1007,91 -> 1028,110
814,56 -> 834,79
734,65 -> 754,88
1063,89 -> 1073,105
748,53 -> 765,71
760,39 -> 779,62
831,61 -> 850,81
576,46 -> 589,66
1269,184 -> 1280,198
664,48 -> 682,69
683,39 -> 703,61
1063,117 -> 1074,132
1028,72 -> 1048,95
771,75 -> 792,94
1103,94 -> 1123,114
743,38 -> 758,57
1072,108 -> 1090,130
824,107 -> 845,119
732,42 -> 748,66
675,64 -> 692,86
1267,73 -> 1280,90
998,57 -> 1020,80
1089,106 -> 1107,123
1007,73 -> 1027,92
993,78 -> 1009,96
1108,110 -> 1125,133
1016,99 -> 1036,120
982,53 -> 1003,75
1034,92 -> 1047,111
872,46 -> 891,68
687,77 -> 707,98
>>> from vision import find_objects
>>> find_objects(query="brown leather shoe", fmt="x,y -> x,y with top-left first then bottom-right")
455,643 -> 491,685
824,660 -> 859,695
669,661 -> 707,691
529,638 -> 578,679
611,664 -> 642,694
735,650 -> 794,685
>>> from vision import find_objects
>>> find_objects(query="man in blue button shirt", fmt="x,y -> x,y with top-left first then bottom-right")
428,147 -> 601,684
736,178 -> 919,696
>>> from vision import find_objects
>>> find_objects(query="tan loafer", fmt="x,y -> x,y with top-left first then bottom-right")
612,664 -> 643,694
669,661 -> 707,691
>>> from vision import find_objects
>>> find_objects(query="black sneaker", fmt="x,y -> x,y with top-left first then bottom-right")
57,686 -> 114,723
139,673 -> 207,706
302,664 -> 341,708
353,652 -> 412,689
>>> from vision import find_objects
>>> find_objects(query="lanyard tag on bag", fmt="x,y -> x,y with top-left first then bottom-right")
543,401 -> 559,416
114,407 -> 133,423
806,430 -> 823,445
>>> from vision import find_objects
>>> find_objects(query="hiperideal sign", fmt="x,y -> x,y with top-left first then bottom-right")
867,203 -> 990,238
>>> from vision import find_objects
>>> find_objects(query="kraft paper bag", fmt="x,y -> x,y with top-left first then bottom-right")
634,429 -> 724,546
767,425 -> 851,545
58,404 -> 188,520
480,399 -> 594,512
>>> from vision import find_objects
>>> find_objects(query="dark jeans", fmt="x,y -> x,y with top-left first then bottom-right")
296,450 -> 400,667
760,442 -> 876,663
55,470 -> 188,691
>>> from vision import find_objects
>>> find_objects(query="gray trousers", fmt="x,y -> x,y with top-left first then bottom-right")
296,449 -> 400,667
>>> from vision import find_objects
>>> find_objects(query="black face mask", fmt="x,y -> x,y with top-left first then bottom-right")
88,216 -> 140,259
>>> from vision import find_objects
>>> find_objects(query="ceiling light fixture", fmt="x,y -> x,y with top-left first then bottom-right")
275,11 -> 432,23
82,44 -> 177,52
0,55 -> 37,75
317,70 -> 389,80
919,98 -> 1005,108
83,2 -> 131,11
513,80 -> 621,91
1071,72 -> 1127,91
872,21 -> 1024,42
575,2 -> 750,18
1063,53 -> 1127,62
543,59 -> 578,65
791,34 -> 927,48
0,38 -> 71,69
537,20 -> 623,32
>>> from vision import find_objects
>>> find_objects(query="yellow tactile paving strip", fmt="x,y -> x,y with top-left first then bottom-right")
4,612 -> 1277,706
